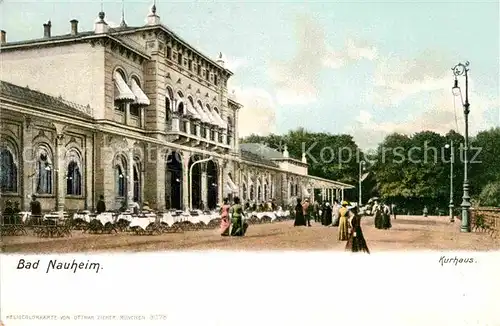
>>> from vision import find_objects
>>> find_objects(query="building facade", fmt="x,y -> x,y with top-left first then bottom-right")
0,6 -> 353,213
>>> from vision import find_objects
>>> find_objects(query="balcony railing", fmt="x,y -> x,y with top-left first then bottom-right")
166,118 -> 231,148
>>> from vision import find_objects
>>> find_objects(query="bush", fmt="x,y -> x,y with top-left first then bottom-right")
478,181 -> 500,207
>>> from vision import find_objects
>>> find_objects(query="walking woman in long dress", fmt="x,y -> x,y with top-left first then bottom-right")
373,201 -> 384,229
345,206 -> 370,253
230,197 -> 248,236
338,201 -> 351,241
381,203 -> 392,229
322,202 -> 332,226
294,198 -> 306,226
220,198 -> 231,236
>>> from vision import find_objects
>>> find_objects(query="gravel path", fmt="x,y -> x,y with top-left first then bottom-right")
1,215 -> 499,253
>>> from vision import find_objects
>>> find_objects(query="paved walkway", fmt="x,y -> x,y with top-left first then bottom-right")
2,215 -> 499,253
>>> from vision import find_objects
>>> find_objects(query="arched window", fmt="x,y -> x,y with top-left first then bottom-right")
166,87 -> 174,126
295,184 -> 298,196
36,146 -> 53,194
250,184 -> 254,200
198,100 -> 208,138
114,69 -> 127,113
66,149 -> 82,196
115,155 -> 127,197
227,117 -> 233,146
257,184 -> 261,200
264,183 -> 268,200
130,76 -> 141,117
242,182 -> 247,199
133,160 -> 141,201
0,147 -> 17,193
289,182 -> 293,196
207,104 -> 215,141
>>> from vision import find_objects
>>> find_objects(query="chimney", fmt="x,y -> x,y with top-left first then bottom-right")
0,30 -> 6,44
43,20 -> 52,38
70,19 -> 78,35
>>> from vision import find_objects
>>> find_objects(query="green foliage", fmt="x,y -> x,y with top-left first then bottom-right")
470,127 -> 500,196
478,181 -> 500,207
241,127 -> 500,210
371,130 -> 464,210
241,129 -> 363,187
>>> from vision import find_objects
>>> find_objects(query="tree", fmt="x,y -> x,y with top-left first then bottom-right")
241,128 -> 364,187
371,130 -> 456,213
470,127 -> 500,196
478,181 -> 500,207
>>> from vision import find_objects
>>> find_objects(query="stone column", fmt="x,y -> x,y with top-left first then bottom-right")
22,117 -> 34,211
201,169 -> 208,208
217,161 -> 224,204
127,148 -> 134,206
140,107 -> 145,129
341,188 -> 345,202
195,122 -> 201,137
171,115 -> 180,132
125,104 -> 130,125
247,172 -> 251,201
182,152 -> 190,211
55,133 -> 66,212
84,135 -> 93,210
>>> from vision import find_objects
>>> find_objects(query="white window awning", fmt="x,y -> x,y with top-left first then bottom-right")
185,101 -> 202,120
194,104 -> 211,124
212,110 -> 227,129
130,79 -> 150,106
203,107 -> 219,127
114,71 -> 135,102
223,183 -> 232,196
228,175 -> 239,192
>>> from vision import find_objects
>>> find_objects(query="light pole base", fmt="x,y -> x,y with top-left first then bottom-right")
449,204 -> 454,223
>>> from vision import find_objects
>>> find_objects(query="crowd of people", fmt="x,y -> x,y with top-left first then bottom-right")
288,198 -> 397,254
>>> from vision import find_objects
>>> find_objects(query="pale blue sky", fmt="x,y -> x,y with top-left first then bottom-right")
1,0 -> 499,148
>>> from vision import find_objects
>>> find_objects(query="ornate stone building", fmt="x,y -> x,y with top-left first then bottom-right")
0,6 -> 353,212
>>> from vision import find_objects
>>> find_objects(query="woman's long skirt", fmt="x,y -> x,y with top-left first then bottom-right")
374,212 -> 384,229
345,230 -> 370,254
338,216 -> 349,241
220,216 -> 231,236
294,212 -> 306,226
382,213 -> 392,229
230,216 -> 248,236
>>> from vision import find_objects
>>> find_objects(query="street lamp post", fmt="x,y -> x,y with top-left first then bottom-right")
189,156 -> 213,211
452,61 -> 471,232
448,142 -> 455,222
358,161 -> 365,206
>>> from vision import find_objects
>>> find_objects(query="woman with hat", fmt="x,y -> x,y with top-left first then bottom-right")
293,198 -> 306,226
230,197 -> 248,236
338,201 -> 351,241
345,206 -> 370,254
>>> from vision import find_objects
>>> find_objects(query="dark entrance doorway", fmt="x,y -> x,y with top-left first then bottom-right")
166,151 -> 182,209
189,156 -> 202,209
206,160 -> 218,210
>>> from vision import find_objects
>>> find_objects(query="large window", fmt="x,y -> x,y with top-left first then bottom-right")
133,161 -> 141,201
0,147 -> 17,193
130,77 -> 141,117
36,146 -> 53,194
227,117 -> 233,146
115,156 -> 127,197
114,69 -> 127,113
66,161 -> 82,196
